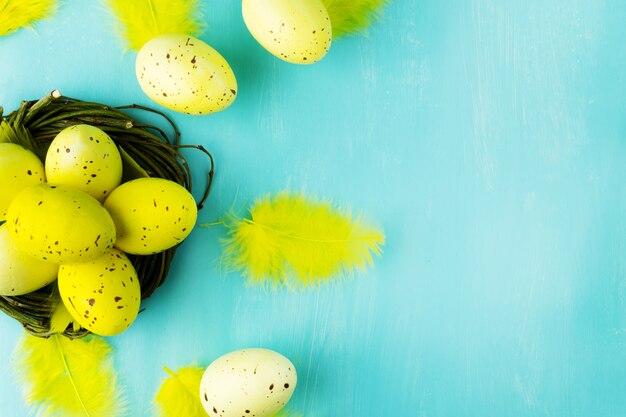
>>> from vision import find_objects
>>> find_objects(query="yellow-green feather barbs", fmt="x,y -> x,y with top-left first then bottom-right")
14,333 -> 125,417
154,366 -> 207,417
322,0 -> 388,38
222,192 -> 385,287
0,0 -> 57,37
106,0 -> 204,50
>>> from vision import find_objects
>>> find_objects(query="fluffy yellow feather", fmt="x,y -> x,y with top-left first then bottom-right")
49,300 -> 74,334
0,0 -> 57,37
106,0 -> 204,50
321,0 -> 388,38
154,366 -> 206,417
222,193 -> 385,287
14,333 -> 125,417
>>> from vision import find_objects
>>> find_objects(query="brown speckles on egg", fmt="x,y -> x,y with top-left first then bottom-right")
242,0 -> 331,64
199,348 -> 296,417
58,248 -> 140,336
136,34 -> 236,114
104,178 -> 197,254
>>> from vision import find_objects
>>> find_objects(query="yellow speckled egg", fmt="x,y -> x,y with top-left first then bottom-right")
45,125 -> 122,202
0,223 -> 58,296
103,178 -> 197,255
0,143 -> 46,220
136,34 -> 237,115
6,183 -> 116,264
59,248 -> 140,336
242,0 -> 332,64
200,348 -> 297,417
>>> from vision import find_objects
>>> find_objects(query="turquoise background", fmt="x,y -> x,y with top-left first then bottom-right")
2,0 -> 626,416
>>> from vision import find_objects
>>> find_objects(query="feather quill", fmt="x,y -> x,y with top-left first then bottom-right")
222,193 -> 385,287
0,0 -> 57,37
14,333 -> 125,417
106,0 -> 205,50
321,0 -> 388,38
154,366 -> 206,417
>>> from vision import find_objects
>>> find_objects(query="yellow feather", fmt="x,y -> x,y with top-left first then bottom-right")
49,300 -> 74,334
106,0 -> 205,50
154,366 -> 206,417
0,0 -> 57,37
222,193 -> 385,287
321,0 -> 388,38
14,333 -> 125,417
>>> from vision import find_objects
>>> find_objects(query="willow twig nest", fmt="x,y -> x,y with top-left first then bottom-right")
0,90 -> 214,338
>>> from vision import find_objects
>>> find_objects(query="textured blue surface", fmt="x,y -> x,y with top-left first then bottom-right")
2,1 -> 626,416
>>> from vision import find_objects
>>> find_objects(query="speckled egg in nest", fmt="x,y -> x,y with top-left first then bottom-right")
0,90 -> 213,339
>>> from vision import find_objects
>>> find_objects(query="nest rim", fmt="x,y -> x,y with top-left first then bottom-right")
0,90 -> 213,339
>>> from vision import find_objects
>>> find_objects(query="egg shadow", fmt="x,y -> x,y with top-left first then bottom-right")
198,1 -> 279,114
219,40 -> 278,112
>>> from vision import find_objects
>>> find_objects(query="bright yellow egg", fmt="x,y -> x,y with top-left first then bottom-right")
59,248 -> 141,336
45,125 -> 123,202
6,183 -> 116,264
0,143 -> 45,221
103,178 -> 197,255
136,34 -> 237,115
0,223 -> 58,296
242,0 -> 332,64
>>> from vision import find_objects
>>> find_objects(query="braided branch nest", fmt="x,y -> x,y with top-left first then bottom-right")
0,91 -> 214,339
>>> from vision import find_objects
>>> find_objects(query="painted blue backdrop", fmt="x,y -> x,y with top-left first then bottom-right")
2,1 -> 626,416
